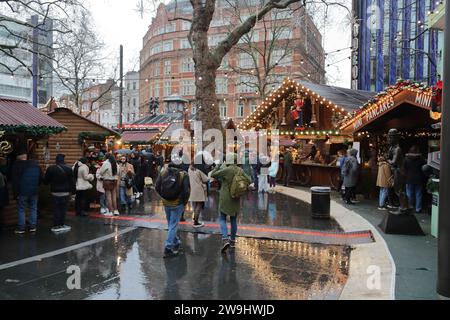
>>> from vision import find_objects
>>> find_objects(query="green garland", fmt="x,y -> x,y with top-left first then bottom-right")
0,125 -> 66,136
78,131 -> 120,145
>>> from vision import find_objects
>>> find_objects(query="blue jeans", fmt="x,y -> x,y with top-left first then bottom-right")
379,187 -> 389,208
17,195 -> 38,230
406,184 -> 423,212
119,186 -> 132,206
99,193 -> 107,210
164,204 -> 184,250
219,213 -> 237,241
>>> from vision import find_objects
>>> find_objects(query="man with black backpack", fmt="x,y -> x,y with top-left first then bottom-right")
155,157 -> 190,258
44,154 -> 74,233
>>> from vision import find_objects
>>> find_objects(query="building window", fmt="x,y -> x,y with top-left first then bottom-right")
271,48 -> 291,66
153,61 -> 160,76
250,104 -> 257,114
165,22 -> 176,33
127,99 -> 130,107
151,42 -> 162,55
180,38 -> 191,49
164,80 -> 171,96
163,40 -> 173,52
220,101 -> 227,118
216,77 -> 228,94
181,79 -> 195,96
219,54 -> 229,70
133,82 -> 136,90
238,76 -> 257,93
181,57 -> 194,72
133,98 -> 136,107
239,52 -> 254,69
236,103 -> 244,118
154,82 -> 160,97
164,59 -> 171,75
182,21 -> 191,31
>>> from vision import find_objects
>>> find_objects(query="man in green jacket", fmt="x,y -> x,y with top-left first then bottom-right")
211,153 -> 251,253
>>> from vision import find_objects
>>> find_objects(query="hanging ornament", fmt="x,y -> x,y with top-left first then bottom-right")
291,93 -> 304,128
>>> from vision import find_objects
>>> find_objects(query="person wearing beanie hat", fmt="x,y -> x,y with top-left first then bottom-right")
44,154 -> 74,233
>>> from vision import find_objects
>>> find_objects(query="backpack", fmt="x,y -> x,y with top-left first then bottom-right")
230,167 -> 250,199
156,168 -> 184,201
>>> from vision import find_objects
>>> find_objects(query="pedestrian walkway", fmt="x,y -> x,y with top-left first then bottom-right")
0,217 -> 350,300
301,187 -> 438,300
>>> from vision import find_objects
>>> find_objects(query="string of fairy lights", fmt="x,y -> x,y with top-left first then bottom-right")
237,77 -> 351,133
339,79 -> 434,131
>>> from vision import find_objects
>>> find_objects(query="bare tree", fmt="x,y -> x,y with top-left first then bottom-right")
0,0 -> 82,75
167,0 -> 349,132
51,9 -> 118,116
224,0 -> 305,99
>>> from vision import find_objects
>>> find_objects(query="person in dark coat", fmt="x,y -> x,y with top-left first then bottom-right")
404,145 -> 426,213
342,149 -> 359,205
44,154 -> 74,233
12,152 -> 43,234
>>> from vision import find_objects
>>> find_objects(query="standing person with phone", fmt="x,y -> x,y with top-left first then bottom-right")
99,153 -> 119,216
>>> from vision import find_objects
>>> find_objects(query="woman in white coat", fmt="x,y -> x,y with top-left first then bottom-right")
188,164 -> 210,228
73,157 -> 94,217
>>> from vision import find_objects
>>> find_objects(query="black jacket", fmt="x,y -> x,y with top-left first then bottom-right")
44,163 -> 74,194
12,160 -> 43,197
404,153 -> 426,185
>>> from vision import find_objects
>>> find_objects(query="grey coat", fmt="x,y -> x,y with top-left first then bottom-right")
342,154 -> 359,188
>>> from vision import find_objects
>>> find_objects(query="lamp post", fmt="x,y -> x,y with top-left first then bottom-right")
437,1 -> 450,299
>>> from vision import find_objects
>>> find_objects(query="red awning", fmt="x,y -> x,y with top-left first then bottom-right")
122,131 -> 159,143
0,97 -> 65,129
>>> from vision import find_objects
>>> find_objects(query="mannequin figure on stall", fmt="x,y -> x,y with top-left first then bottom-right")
291,96 -> 304,129
387,129 -> 409,214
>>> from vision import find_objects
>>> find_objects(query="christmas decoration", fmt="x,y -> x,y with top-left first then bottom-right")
0,125 -> 66,136
78,132 -> 120,146
291,95 -> 304,128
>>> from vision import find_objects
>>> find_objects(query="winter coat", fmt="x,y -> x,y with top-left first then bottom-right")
73,161 -> 94,191
211,164 -> 251,217
118,162 -> 135,188
12,159 -> 43,197
376,161 -> 392,188
156,163 -> 190,207
99,159 -> 118,181
0,172 -> 9,207
283,151 -> 293,168
342,155 -> 359,188
188,167 -> 209,203
44,163 -> 74,194
404,153 -> 426,185
96,168 -> 104,193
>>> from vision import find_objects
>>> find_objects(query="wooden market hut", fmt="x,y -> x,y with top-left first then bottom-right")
238,78 -> 376,188
0,96 -> 66,227
36,107 -> 120,169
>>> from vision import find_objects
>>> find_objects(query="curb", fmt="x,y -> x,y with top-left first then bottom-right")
275,186 -> 396,300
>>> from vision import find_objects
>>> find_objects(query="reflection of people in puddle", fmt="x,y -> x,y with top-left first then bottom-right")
268,201 -> 277,226
163,253 -> 187,300
218,250 -> 240,299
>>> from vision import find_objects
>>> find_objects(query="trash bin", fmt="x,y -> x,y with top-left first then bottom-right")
311,186 -> 331,219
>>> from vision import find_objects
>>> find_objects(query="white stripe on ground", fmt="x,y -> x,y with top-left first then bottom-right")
0,227 -> 136,271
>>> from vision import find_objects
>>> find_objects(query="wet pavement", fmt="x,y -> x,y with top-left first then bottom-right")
0,189 -> 352,300
131,190 -> 342,231
0,225 -> 350,300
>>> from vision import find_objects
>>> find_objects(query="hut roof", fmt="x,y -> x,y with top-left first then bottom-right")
0,96 -> 65,133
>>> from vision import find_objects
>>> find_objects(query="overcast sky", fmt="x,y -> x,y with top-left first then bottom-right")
86,0 -> 352,88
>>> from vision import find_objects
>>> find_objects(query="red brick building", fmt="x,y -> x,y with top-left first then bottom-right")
139,0 -> 325,123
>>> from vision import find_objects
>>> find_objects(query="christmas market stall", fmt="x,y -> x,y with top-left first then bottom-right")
339,79 -> 442,200
37,107 -> 121,170
0,97 -> 66,227
238,78 -> 376,189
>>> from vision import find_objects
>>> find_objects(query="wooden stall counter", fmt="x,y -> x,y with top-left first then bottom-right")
278,162 -> 341,190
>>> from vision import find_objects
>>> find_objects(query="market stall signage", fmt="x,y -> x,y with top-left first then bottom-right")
353,96 -> 394,131
0,131 -> 13,159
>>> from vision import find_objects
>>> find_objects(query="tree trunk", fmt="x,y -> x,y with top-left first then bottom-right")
195,63 -> 222,132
